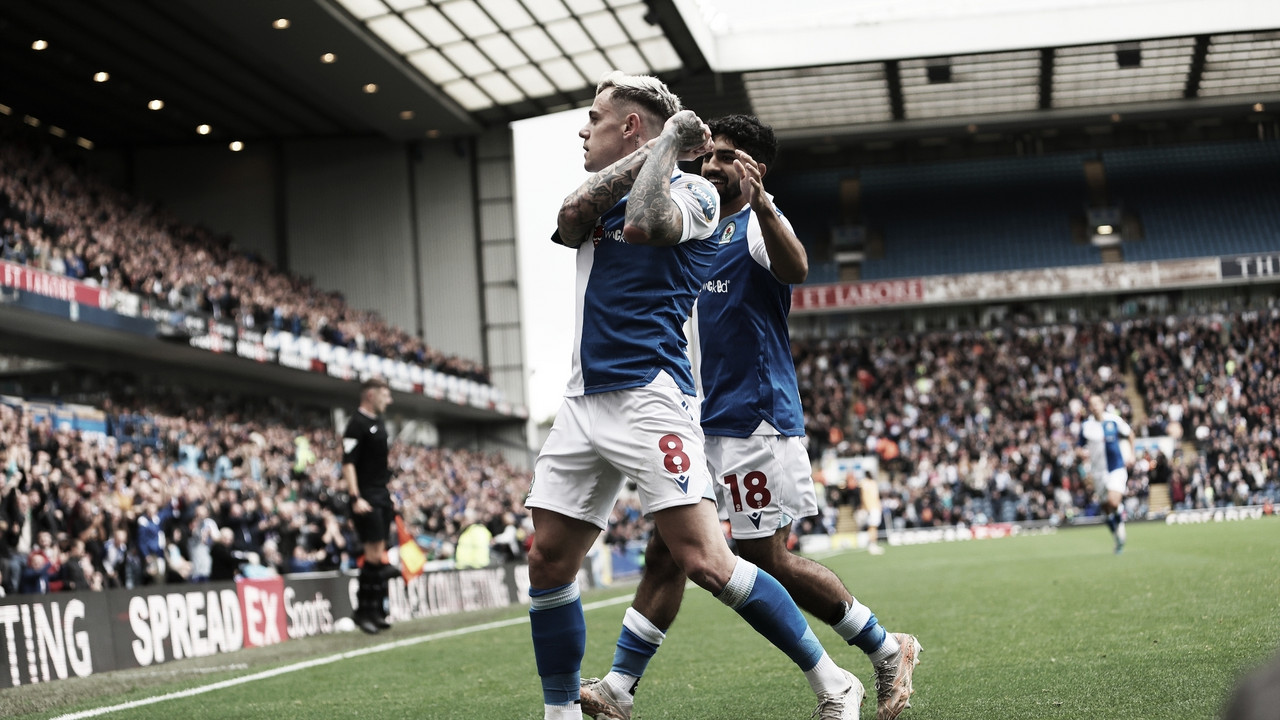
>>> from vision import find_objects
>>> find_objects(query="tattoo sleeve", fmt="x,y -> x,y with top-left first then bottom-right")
623,132 -> 683,246
556,144 -> 653,248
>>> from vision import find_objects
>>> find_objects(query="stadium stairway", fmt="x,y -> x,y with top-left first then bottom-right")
1122,367 -> 1171,514
1123,368 -> 1148,429
836,504 -> 859,534
1148,484 -> 1172,515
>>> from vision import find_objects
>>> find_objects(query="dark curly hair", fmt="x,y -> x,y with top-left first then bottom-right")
707,114 -> 778,168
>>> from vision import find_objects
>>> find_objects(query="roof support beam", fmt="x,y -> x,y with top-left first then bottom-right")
1038,47 -> 1055,110
1184,34 -> 1210,99
885,60 -> 905,121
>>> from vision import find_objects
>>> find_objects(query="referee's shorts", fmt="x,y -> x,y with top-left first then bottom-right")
352,493 -> 393,546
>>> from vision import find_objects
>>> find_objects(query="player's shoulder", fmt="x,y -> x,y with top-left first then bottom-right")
671,171 -> 718,224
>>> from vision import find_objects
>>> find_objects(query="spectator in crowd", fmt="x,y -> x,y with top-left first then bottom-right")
454,510 -> 492,569
209,528 -> 245,581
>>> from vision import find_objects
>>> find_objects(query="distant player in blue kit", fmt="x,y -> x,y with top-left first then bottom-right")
525,77 -> 864,720
1079,394 -> 1133,553
580,116 -> 919,720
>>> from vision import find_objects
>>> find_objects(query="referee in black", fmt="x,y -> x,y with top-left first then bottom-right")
343,377 -> 397,634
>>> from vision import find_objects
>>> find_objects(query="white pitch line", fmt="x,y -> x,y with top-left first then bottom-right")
50,594 -> 636,720
132,663 -> 250,678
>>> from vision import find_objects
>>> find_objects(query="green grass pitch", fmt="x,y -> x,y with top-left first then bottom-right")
4,518 -> 1277,720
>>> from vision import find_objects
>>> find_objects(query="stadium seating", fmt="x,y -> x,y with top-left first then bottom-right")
858,153 -> 1098,279
1102,140 -> 1280,261
775,140 -> 1280,282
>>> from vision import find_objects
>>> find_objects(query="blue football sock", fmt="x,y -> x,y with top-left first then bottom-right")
611,607 -> 664,680
716,559 -> 824,671
851,612 -> 888,655
530,582 -> 585,706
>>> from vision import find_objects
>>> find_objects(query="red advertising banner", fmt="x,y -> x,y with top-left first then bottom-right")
791,278 -> 925,311
236,577 -> 288,649
0,259 -> 106,308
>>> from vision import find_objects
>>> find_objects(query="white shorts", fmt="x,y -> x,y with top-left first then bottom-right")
527,372 -> 710,530
706,434 -> 818,540
1094,467 -> 1128,500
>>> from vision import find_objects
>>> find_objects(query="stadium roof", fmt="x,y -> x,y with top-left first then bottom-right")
0,0 -> 1278,148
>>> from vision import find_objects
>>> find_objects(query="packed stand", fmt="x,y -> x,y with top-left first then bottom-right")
796,323 -> 1135,529
1125,307 -> 1280,510
0,131 -> 488,385
795,309 -> 1279,532
0,391 -> 531,597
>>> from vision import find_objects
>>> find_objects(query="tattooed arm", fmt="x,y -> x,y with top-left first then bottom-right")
623,110 -> 713,247
555,144 -> 655,249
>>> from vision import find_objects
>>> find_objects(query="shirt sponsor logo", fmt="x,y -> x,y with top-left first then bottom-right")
687,181 -> 717,222
702,279 -> 731,294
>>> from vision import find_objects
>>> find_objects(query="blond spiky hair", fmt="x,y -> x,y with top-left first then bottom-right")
596,70 -> 682,124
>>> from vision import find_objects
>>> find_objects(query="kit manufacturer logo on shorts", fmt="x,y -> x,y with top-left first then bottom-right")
747,511 -> 763,529
674,474 -> 689,494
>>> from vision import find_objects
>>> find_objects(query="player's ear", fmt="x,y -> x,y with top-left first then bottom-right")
623,112 -> 642,140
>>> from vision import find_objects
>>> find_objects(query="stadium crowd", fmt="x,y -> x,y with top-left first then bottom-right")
1126,308 -> 1280,511
6,303 -> 1275,596
0,133 -> 488,385
797,322 -> 1135,528
0,387 -> 532,597
795,306 -> 1279,531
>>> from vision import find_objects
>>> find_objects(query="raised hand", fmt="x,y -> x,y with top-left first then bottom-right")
663,110 -> 714,161
733,149 -> 769,210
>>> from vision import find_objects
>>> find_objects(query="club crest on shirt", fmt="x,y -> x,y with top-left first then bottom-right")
719,222 -> 736,244
592,223 -> 605,247
686,181 -> 717,222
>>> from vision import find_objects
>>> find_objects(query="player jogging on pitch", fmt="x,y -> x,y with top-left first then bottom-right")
1078,393 -> 1133,553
